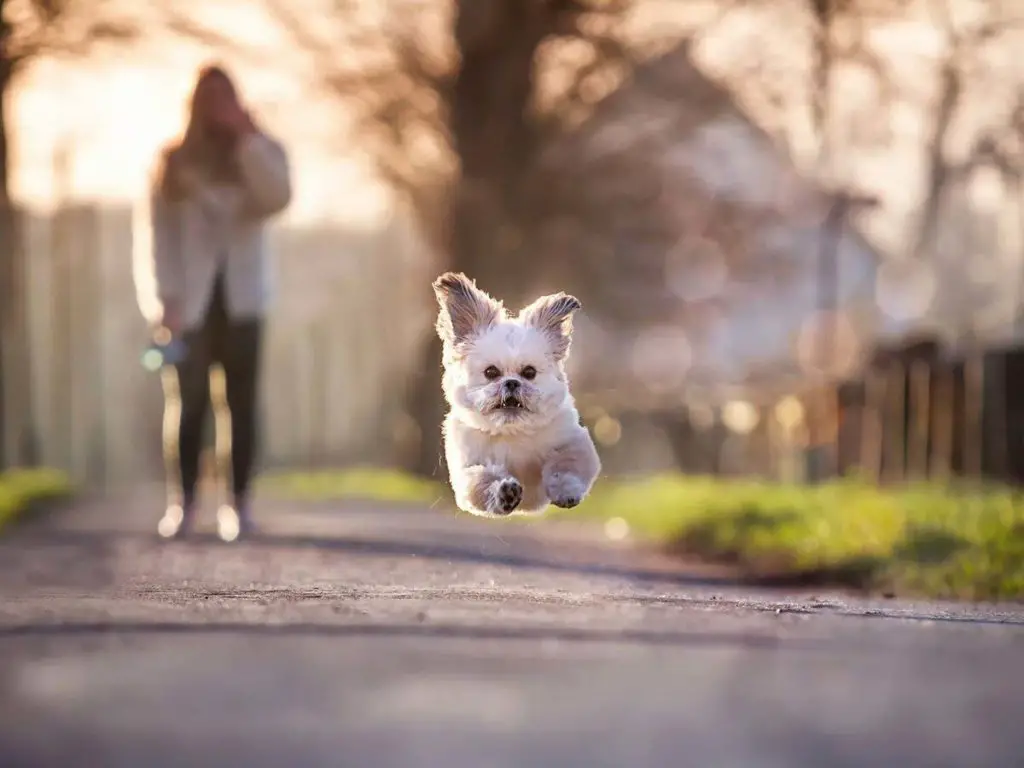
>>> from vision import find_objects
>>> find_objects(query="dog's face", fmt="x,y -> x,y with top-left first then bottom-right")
433,272 -> 581,434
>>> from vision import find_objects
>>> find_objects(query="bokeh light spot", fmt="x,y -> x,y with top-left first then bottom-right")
722,400 -> 759,435
141,349 -> 163,372
604,517 -> 630,541
594,415 -> 622,446
774,396 -> 805,432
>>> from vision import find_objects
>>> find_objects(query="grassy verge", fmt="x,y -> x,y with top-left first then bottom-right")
0,468 -> 73,531
260,465 -> 1024,601
260,466 -> 447,506
556,475 -> 1024,601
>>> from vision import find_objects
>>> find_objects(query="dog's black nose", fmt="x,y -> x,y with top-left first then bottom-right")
503,379 -> 521,393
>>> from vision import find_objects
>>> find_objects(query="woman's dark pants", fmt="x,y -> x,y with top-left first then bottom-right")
172,277 -> 262,512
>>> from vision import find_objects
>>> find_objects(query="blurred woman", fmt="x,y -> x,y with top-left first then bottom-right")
134,64 -> 292,541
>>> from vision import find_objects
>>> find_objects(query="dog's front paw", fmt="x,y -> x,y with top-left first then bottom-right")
545,473 -> 587,509
489,477 -> 523,515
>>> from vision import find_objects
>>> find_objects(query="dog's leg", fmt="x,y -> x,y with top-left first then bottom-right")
453,463 -> 523,516
542,427 -> 601,509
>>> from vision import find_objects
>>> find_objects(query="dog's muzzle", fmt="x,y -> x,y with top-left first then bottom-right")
499,379 -> 524,409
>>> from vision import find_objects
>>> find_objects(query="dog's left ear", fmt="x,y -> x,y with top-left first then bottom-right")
519,292 -> 582,359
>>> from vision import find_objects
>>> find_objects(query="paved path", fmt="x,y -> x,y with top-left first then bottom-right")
2,489 -> 1024,767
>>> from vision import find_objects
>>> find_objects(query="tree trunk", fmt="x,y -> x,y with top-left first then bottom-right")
0,23 -> 13,468
402,0 -> 556,477
914,57 -> 960,260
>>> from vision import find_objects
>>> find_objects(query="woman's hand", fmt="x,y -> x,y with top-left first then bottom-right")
212,99 -> 257,138
161,300 -> 182,336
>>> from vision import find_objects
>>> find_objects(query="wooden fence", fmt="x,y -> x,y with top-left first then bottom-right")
611,335 -> 1024,487
3,203 -> 433,489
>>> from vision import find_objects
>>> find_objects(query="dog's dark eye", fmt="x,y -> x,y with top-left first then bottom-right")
521,366 -> 537,381
484,365 -> 501,380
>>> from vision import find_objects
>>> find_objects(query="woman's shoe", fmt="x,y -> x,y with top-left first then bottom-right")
157,504 -> 193,539
216,503 -> 256,542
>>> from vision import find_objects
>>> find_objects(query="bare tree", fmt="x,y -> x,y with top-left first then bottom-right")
0,0 -> 140,467
260,0 -> 642,475
913,0 -> 1023,260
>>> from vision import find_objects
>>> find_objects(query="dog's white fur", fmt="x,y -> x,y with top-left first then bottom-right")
433,272 -> 601,517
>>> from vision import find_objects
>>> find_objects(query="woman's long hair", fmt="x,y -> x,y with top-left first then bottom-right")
155,64 -> 243,202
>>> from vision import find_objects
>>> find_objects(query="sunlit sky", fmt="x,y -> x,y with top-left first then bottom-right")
12,0 -> 1016,239
9,1 -> 391,225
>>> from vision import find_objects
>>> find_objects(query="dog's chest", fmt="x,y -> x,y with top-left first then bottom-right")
473,435 -> 548,490
483,439 -> 541,472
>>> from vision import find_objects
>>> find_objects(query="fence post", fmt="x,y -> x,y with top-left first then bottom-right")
930,361 -> 954,481
883,360 -> 906,483
907,357 -> 932,479
963,349 -> 984,479
860,366 -> 885,483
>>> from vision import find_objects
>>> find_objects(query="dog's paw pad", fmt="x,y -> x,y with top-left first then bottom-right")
494,478 -> 523,514
546,473 -> 586,510
552,494 -> 581,509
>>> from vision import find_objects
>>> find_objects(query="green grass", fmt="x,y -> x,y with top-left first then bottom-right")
556,474 -> 1024,601
260,466 -> 447,505
261,464 -> 1024,601
0,467 -> 73,530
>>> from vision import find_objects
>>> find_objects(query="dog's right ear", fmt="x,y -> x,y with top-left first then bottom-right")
433,272 -> 502,346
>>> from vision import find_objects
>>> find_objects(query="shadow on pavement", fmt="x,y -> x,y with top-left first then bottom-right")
0,619 -> 839,651
8,528 -> 738,589
247,530 -> 737,588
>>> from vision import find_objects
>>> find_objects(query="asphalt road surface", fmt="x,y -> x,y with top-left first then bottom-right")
2,487 -> 1024,768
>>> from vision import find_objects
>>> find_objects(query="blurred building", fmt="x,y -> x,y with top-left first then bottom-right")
531,41 -> 885,411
